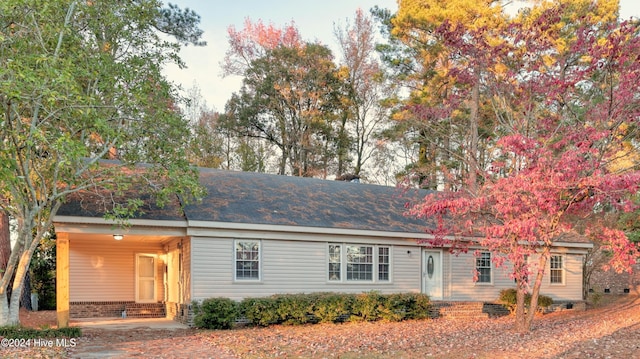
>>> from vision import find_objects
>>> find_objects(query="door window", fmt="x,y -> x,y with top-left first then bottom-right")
136,254 -> 156,302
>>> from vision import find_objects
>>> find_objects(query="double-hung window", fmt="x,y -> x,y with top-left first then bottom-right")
550,255 -> 564,284
347,245 -> 373,280
475,252 -> 492,284
328,244 -> 391,282
235,240 -> 260,281
378,247 -> 390,281
328,244 -> 341,281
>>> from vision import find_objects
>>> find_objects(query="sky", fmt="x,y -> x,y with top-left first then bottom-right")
163,0 -> 640,113
163,0 -> 398,112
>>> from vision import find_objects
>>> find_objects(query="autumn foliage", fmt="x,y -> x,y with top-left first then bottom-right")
393,0 -> 640,332
222,18 -> 303,77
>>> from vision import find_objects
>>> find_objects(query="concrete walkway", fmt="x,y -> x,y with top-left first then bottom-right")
71,317 -> 189,330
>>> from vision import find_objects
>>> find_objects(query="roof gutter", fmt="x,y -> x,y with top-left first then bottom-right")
185,220 -> 434,240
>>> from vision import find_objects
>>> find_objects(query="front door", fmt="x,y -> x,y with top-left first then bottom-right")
422,250 -> 443,300
136,254 -> 157,303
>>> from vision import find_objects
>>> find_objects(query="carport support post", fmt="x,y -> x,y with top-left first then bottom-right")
56,232 -> 70,328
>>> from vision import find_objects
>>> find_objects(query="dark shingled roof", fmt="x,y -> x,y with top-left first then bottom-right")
57,168 -> 434,233
57,190 -> 185,221
56,168 -> 592,245
187,168 -> 432,233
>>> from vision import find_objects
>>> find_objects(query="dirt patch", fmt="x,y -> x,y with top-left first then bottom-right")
18,308 -> 59,329
6,295 -> 640,358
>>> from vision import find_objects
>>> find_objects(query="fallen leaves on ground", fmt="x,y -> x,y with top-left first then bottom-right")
5,294 -> 640,358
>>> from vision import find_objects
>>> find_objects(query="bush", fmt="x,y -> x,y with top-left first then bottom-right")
537,294 -> 553,308
589,291 -> 603,306
193,297 -> 239,329
351,291 -> 384,322
393,292 -> 431,320
239,297 -> 280,327
410,293 -> 432,319
198,292 -> 432,329
0,326 -> 81,339
379,293 -> 407,321
376,293 -> 432,321
311,293 -> 354,323
499,288 -> 554,313
499,288 -> 518,308
274,294 -> 315,325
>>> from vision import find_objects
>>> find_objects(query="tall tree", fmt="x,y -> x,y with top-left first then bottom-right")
183,84 -> 229,169
0,0 -> 205,325
222,18 -> 303,78
187,110 -> 229,169
183,84 -> 272,172
334,8 -> 393,178
376,0 -> 507,190
225,42 -> 344,177
409,1 -> 640,333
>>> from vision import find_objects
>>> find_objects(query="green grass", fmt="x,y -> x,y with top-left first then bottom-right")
0,325 -> 81,339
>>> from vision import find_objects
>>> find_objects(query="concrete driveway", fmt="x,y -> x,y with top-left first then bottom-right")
71,317 -> 188,330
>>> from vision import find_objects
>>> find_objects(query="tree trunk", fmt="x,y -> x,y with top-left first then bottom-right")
336,113 -> 349,177
21,272 -> 32,311
0,211 -> 17,324
0,293 -> 13,325
0,211 -> 9,270
8,276 -> 21,325
278,145 -> 289,175
467,68 -> 480,194
523,248 -> 550,332
0,230 -> 40,326
514,280 -> 527,333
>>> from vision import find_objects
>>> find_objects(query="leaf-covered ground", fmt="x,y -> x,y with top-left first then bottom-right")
4,294 -> 640,358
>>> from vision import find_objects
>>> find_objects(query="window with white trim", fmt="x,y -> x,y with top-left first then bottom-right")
235,240 -> 260,280
550,255 -> 564,284
347,245 -> 373,280
328,244 -> 341,281
475,252 -> 492,283
378,247 -> 390,281
328,244 -> 391,282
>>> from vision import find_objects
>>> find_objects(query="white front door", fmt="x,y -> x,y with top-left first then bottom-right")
136,254 -> 157,303
422,250 -> 443,300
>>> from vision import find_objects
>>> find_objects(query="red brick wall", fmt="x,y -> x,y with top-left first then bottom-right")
589,263 -> 640,294
70,301 -> 132,318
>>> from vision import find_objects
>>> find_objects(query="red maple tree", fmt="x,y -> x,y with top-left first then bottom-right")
408,4 -> 640,332
222,18 -> 303,77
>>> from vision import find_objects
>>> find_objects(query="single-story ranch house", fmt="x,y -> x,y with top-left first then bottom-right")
53,168 -> 592,326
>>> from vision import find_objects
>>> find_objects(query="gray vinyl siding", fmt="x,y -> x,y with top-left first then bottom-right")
392,246 -> 422,293
191,237 -> 422,301
189,236 -> 587,303
445,251 -> 586,302
538,253 -> 584,301
446,252 -> 514,301
69,239 -> 164,302
442,252 -> 451,298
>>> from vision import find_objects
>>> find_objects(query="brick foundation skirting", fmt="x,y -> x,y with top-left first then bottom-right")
590,263 -> 640,295
71,301 -> 168,318
166,302 -> 194,326
70,301 -> 133,318
429,300 -> 586,319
